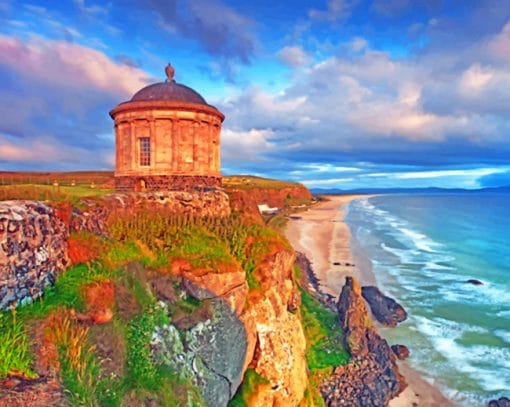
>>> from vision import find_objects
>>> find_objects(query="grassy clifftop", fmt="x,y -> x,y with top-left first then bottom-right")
0,177 -> 347,406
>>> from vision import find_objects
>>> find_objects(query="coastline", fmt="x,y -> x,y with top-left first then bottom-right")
285,194 -> 453,407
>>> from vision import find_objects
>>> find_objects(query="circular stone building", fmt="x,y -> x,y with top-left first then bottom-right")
110,64 -> 224,191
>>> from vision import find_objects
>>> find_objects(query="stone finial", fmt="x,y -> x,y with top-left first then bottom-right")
165,63 -> 175,82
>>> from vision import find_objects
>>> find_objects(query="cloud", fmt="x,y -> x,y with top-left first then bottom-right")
488,21 -> 510,62
309,0 -> 358,23
146,0 -> 256,67
371,0 -> 443,19
277,46 -> 310,67
0,33 -> 151,170
219,17 -> 510,177
478,170 -> 510,187
73,0 -> 108,16
0,34 -> 150,97
222,128 -> 275,162
349,37 -> 368,52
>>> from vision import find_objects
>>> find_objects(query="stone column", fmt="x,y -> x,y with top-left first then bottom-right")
130,120 -> 136,170
149,118 -> 156,168
193,121 -> 199,172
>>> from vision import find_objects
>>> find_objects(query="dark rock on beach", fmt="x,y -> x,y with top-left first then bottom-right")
391,344 -> 410,360
321,277 -> 407,406
295,251 -> 337,311
488,397 -> 510,407
361,286 -> 407,327
466,279 -> 484,286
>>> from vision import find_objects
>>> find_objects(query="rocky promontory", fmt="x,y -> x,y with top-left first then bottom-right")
321,277 -> 407,406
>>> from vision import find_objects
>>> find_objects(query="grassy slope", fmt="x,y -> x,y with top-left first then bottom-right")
0,177 -> 345,406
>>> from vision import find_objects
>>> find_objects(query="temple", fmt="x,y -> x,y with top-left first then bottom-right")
110,64 -> 224,191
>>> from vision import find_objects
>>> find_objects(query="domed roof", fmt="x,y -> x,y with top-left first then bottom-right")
130,64 -> 208,105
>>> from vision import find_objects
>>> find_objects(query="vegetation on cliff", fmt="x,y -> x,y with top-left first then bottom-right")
0,176 -> 352,406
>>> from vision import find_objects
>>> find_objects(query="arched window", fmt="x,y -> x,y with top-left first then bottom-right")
139,137 -> 151,166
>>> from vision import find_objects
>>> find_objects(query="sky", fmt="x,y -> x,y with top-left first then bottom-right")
1,0 -> 510,190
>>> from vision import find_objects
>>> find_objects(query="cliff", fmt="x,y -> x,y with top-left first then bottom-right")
0,185 -> 310,406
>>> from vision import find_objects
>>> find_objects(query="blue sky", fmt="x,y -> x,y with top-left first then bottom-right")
1,0 -> 510,189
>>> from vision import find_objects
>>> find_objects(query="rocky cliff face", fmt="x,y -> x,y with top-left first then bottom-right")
240,249 -> 307,406
0,190 -> 308,406
172,248 -> 308,405
321,277 -> 406,406
0,201 -> 69,310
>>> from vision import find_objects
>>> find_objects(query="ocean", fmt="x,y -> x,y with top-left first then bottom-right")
344,194 -> 510,406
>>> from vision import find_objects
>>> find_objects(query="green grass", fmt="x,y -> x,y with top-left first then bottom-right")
167,227 -> 235,269
229,368 -> 270,406
299,288 -> 349,371
223,175 -> 303,190
15,264 -> 115,322
0,312 -> 35,378
0,183 -> 112,203
125,311 -> 160,391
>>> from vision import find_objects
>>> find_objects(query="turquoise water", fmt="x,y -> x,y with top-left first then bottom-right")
345,194 -> 510,406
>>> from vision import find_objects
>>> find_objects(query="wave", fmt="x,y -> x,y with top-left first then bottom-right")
413,316 -> 510,394
346,195 -> 510,405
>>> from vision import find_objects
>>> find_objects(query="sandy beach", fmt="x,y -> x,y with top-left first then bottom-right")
285,195 -> 453,407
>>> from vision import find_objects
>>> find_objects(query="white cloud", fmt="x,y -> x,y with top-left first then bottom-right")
459,64 -> 494,93
349,36 -> 368,52
309,0 -> 357,22
221,128 -> 275,162
394,167 -> 508,179
278,46 -> 310,67
0,34 -> 151,98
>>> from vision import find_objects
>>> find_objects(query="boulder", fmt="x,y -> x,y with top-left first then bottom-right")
466,279 -> 484,286
488,397 -> 510,407
391,344 -> 410,360
361,285 -> 407,327
152,296 -> 247,407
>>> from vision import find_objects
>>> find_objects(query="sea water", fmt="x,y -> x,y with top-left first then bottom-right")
344,194 -> 510,406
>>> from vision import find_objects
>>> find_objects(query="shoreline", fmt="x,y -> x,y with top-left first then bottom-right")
285,194 -> 453,407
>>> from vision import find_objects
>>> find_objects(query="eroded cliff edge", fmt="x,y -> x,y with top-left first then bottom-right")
0,185 -> 311,406
1,182 -> 408,407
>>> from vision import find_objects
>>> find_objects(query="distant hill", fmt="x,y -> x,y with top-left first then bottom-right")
310,185 -> 510,195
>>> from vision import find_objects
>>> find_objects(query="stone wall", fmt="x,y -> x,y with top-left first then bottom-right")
0,201 -> 69,310
0,190 -> 231,309
115,175 -> 221,192
71,190 -> 230,235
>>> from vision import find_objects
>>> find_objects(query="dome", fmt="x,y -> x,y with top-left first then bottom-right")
130,64 -> 208,105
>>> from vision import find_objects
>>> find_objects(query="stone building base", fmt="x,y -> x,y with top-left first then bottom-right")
115,175 -> 222,191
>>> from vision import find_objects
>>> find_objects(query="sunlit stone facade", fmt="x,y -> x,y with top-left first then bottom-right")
110,64 -> 224,191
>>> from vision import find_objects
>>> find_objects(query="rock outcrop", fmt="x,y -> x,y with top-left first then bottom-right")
152,247 -> 307,406
391,344 -> 410,360
488,397 -> 510,407
361,285 -> 407,327
0,201 -> 69,310
466,279 -> 484,286
321,277 -> 406,406
240,249 -> 308,406
152,296 -> 246,407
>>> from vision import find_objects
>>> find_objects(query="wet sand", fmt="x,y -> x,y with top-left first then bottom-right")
285,194 -> 453,407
